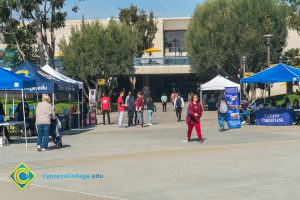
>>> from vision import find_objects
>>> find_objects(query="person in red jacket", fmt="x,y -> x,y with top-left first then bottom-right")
186,94 -> 206,143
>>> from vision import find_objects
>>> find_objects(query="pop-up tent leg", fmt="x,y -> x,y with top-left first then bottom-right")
81,89 -> 84,128
77,91 -> 80,130
4,93 -> 7,116
52,93 -> 55,110
21,89 -> 28,150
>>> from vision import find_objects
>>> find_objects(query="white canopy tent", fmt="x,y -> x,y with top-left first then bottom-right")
42,64 -> 83,89
42,64 -> 84,128
200,75 -> 240,104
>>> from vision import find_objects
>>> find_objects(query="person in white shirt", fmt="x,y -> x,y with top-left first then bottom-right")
173,92 -> 185,122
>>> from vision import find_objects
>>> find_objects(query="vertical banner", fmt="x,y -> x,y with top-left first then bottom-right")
89,89 -> 97,105
225,87 -> 241,129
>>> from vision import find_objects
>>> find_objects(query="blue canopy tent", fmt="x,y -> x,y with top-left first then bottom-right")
12,61 -> 78,94
13,62 -> 81,130
241,63 -> 300,83
0,67 -> 36,149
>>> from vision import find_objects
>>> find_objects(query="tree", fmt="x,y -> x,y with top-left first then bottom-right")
119,5 -> 158,57
3,23 -> 39,68
286,0 -> 300,35
58,19 -> 139,97
186,0 -> 288,80
0,0 -> 82,67
283,48 -> 300,66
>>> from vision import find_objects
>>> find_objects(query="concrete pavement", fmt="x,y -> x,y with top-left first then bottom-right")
1,103 -> 300,200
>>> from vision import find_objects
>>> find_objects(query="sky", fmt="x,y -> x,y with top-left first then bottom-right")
64,0 -> 203,20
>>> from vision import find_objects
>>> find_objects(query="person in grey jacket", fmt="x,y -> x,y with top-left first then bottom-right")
36,94 -> 55,151
216,94 -> 228,132
173,92 -> 185,122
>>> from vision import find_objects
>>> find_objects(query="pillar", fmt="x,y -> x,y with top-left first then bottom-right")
143,75 -> 150,98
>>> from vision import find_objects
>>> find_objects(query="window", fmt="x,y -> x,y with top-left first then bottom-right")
164,30 -> 187,56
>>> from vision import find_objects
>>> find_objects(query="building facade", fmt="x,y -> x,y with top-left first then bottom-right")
1,18 -> 300,100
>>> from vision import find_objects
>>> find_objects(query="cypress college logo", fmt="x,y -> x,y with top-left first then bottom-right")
8,162 -> 36,190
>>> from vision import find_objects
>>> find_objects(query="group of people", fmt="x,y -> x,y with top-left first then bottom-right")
99,90 -> 206,143
99,91 -> 155,128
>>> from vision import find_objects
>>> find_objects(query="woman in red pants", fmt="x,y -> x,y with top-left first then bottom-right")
186,94 -> 206,143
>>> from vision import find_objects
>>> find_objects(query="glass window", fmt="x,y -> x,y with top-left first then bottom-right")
164,30 -> 187,56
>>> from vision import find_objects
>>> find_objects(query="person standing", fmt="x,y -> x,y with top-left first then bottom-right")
170,90 -> 177,106
118,91 -> 126,128
0,100 -> 12,142
36,94 -> 55,151
146,96 -> 155,126
174,92 -> 184,121
100,93 -> 111,125
161,93 -> 168,112
125,91 -> 132,104
136,91 -> 144,128
127,92 -> 135,127
186,94 -> 205,143
216,94 -> 228,132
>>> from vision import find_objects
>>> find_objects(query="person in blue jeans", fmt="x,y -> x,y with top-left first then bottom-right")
146,96 -> 155,126
216,94 -> 228,132
36,94 -> 55,151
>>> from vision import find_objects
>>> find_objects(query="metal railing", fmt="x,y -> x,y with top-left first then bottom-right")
134,56 -> 190,66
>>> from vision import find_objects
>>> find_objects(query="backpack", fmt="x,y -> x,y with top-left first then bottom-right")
176,97 -> 182,108
127,96 -> 135,110
219,101 -> 228,113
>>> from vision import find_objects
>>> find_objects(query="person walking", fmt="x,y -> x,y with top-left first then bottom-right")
36,94 -> 55,151
136,91 -> 144,128
117,91 -> 127,128
127,92 -> 135,127
186,94 -> 205,143
216,94 -> 228,132
100,93 -> 111,125
174,92 -> 184,121
170,90 -> 177,106
161,93 -> 168,112
146,96 -> 155,126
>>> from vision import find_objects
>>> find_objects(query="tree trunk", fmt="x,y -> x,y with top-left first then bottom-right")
49,4 -> 56,68
35,4 -> 46,66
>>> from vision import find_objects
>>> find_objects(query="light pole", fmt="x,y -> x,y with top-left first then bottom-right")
263,34 -> 274,69
241,56 -> 247,96
263,34 -> 274,97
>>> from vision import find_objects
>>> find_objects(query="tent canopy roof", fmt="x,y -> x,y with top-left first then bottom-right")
201,75 -> 240,91
12,61 -> 78,93
0,67 -> 36,90
42,64 -> 83,89
241,63 -> 300,84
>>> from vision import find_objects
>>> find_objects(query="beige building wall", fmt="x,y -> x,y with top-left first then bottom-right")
286,29 -> 300,50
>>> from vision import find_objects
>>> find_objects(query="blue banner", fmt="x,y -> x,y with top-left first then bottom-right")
256,109 -> 294,126
225,87 -> 241,129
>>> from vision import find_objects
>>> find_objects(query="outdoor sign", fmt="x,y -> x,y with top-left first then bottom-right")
97,79 -> 106,86
256,110 -> 294,126
89,89 -> 97,105
225,87 -> 241,129
244,72 -> 254,77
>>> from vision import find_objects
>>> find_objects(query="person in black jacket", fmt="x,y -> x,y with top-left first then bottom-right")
146,96 -> 155,126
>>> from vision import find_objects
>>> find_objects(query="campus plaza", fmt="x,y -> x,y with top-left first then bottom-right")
1,104 -> 300,200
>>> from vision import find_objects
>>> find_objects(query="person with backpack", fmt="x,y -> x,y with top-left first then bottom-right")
126,92 -> 135,127
186,94 -> 205,143
216,94 -> 228,132
161,93 -> 168,112
173,92 -> 184,122
146,96 -> 155,126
